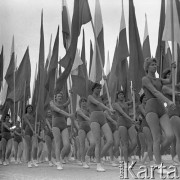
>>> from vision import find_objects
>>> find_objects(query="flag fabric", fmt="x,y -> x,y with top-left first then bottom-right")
162,0 -> 180,45
89,0 -> 105,83
89,40 -> 93,77
7,47 -> 31,102
129,0 -> 145,94
5,52 -> 15,95
108,0 -> 129,102
57,0 -> 91,92
37,11 -> 45,122
0,37 -> 14,105
62,0 -> 71,49
0,46 -> 4,91
143,14 -> 151,60
108,39 -> 119,102
45,34 -> 52,71
45,26 -> 59,99
71,29 -> 88,97
162,42 -> 172,70
155,0 -> 165,75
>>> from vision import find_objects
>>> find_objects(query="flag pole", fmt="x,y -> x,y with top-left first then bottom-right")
22,81 -> 26,132
13,55 -> 17,125
170,0 -> 176,104
90,20 -> 113,110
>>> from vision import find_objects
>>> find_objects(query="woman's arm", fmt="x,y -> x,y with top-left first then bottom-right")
104,111 -> 117,125
24,116 -> 35,133
138,105 -> 146,117
162,85 -> 180,97
88,95 -> 110,111
77,109 -> 90,122
46,119 -> 52,131
142,76 -> 172,105
2,123 -> 11,131
113,103 -> 133,123
50,100 -> 72,118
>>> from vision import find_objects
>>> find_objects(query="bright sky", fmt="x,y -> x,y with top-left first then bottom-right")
0,0 -> 162,95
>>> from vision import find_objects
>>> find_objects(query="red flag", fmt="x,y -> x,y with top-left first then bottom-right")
129,0 -> 145,94
89,0 -> 104,83
57,0 -> 91,92
7,47 -> 31,102
45,26 -> 59,99
143,14 -> 151,59
155,0 -> 165,75
0,46 -> 4,91
37,11 -> 45,121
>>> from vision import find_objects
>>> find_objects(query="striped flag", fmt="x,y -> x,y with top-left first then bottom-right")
89,0 -> 105,83
142,14 -> 151,60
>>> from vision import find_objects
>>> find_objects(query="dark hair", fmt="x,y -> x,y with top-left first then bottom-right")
116,90 -> 124,100
140,93 -> 145,103
4,114 -> 10,120
25,105 -> 33,113
162,68 -> 171,79
79,97 -> 87,107
91,83 -> 102,92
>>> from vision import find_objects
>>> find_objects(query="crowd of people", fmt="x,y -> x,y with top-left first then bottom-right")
0,57 -> 180,173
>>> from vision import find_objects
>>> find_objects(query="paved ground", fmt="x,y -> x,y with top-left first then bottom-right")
0,156 -> 179,180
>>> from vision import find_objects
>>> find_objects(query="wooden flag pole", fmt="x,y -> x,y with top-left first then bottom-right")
90,20 -> 112,110
13,55 -> 17,125
170,0 -> 176,104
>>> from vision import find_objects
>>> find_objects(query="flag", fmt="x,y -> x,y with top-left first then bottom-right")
129,0 -> 145,94
37,11 -> 45,122
62,0 -> 71,49
162,41 -> 172,70
0,46 -> 4,91
108,39 -> 119,102
155,0 -> 165,75
71,29 -> 88,97
108,0 -> 129,102
45,34 -> 52,71
105,51 -> 110,76
162,0 -> 180,45
143,14 -> 151,60
7,47 -> 31,102
57,0 -> 91,92
0,37 -> 15,105
45,26 -> 59,99
89,0 -> 105,83
5,52 -> 15,94
89,40 -> 93,77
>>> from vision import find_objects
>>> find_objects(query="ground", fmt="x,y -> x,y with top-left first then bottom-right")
0,155 -> 179,180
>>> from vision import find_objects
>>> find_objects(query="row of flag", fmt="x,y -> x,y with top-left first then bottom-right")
0,0 -> 180,125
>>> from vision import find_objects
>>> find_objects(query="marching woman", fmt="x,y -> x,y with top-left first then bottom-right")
76,97 -> 95,169
50,91 -> 72,170
23,105 -> 38,168
142,57 -> 175,172
13,120 -> 23,164
87,82 -> 114,172
44,109 -> 55,166
137,93 -> 153,165
1,114 -> 13,165
104,100 -> 119,167
162,68 -> 180,164
113,91 -> 137,165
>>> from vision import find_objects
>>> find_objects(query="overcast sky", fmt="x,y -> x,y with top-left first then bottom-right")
0,0 -> 163,94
